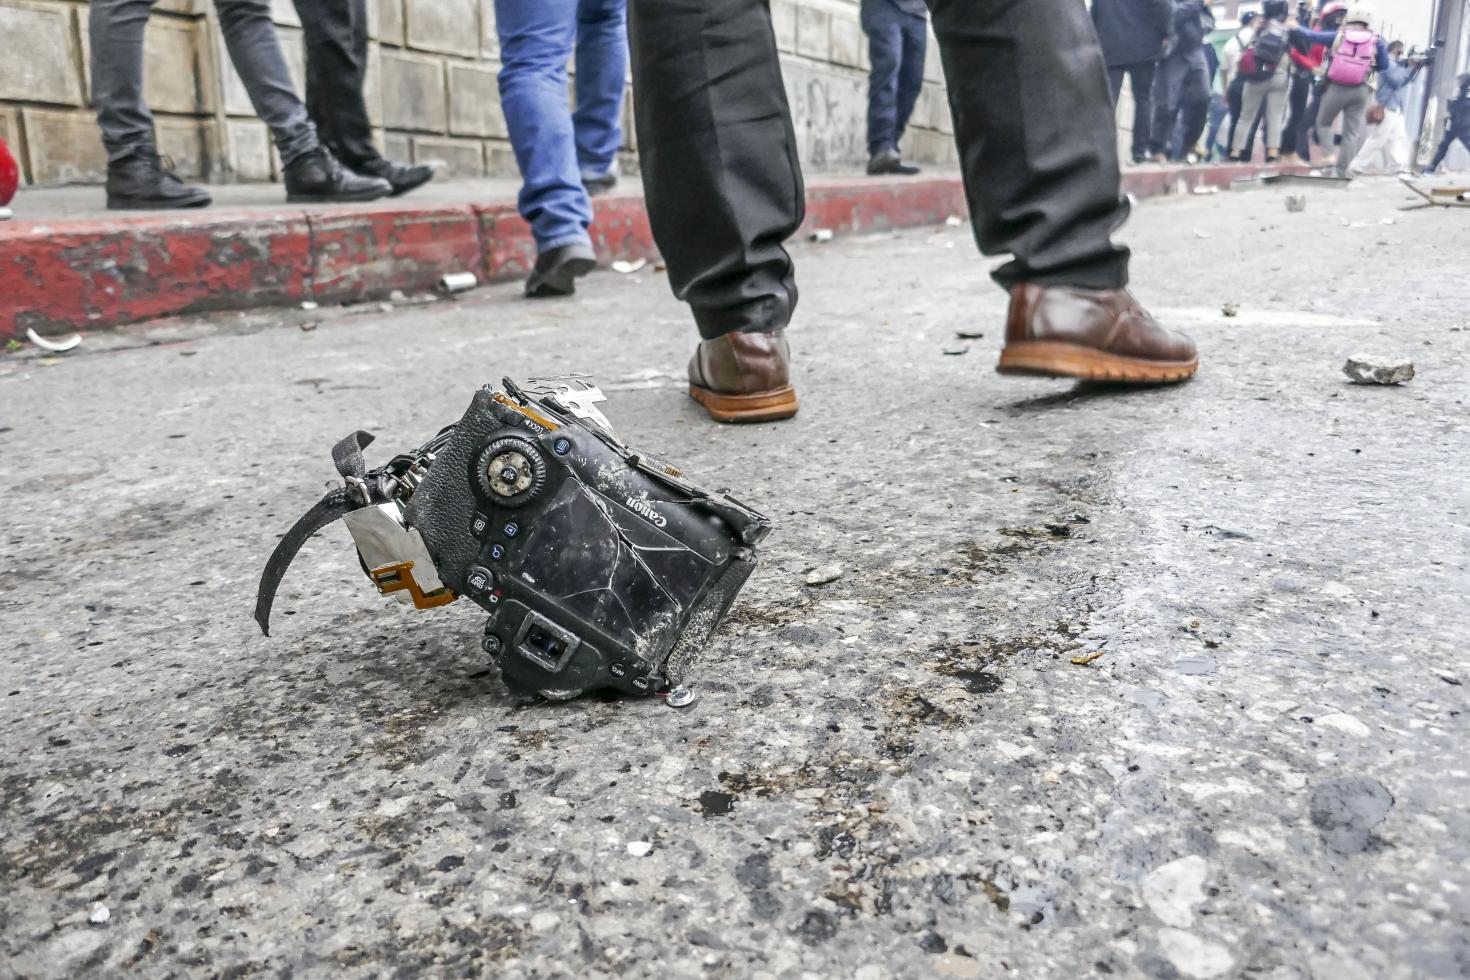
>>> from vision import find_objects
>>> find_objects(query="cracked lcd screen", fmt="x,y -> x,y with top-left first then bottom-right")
516,482 -> 710,652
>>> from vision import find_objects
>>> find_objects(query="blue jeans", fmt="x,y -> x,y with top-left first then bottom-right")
861,0 -> 926,156
495,0 -> 628,252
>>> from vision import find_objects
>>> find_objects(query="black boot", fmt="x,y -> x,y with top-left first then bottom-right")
283,147 -> 391,203
525,242 -> 597,298
355,158 -> 435,197
866,147 -> 920,176
106,146 -> 212,210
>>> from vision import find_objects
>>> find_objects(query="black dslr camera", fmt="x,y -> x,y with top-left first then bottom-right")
255,377 -> 770,701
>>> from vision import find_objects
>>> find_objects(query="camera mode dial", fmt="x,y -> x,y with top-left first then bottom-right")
475,436 -> 548,508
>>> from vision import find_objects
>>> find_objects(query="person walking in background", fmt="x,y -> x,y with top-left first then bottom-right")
1350,40 -> 1428,174
494,0 -> 629,297
1091,0 -> 1174,164
860,0 -> 928,175
1149,0 -> 1214,161
1422,72 -> 1470,174
293,0 -> 433,196
1230,0 -> 1293,162
90,0 -> 391,209
1279,3 -> 1334,164
1219,12 -> 1258,158
1294,3 -> 1389,177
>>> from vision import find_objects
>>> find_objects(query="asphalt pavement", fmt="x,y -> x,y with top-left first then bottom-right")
1,177 -> 1466,979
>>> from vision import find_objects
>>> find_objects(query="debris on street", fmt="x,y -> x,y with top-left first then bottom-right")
88,904 -> 109,925
24,328 -> 81,352
437,271 -> 478,293
612,258 -> 647,274
1343,354 -> 1415,385
809,228 -> 834,243
1070,651 -> 1106,666
1285,194 -> 1306,212
804,564 -> 844,586
1221,303 -> 1239,317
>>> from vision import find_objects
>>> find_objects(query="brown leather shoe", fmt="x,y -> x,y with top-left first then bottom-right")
996,284 -> 1198,384
687,330 -> 799,423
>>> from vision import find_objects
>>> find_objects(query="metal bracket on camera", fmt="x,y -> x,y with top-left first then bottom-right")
342,503 -> 455,610
519,374 -> 616,435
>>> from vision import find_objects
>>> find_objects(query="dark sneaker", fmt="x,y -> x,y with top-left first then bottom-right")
356,158 -> 434,197
283,147 -> 391,203
866,147 -> 921,176
687,330 -> 799,423
996,284 -> 1198,384
583,171 -> 618,197
106,146 -> 211,210
525,242 -> 597,298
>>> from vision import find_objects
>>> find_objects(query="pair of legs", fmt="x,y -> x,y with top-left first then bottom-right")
1232,72 -> 1288,158
630,0 -> 1195,423
495,0 -> 628,257
861,0 -> 927,161
1316,82 -> 1371,176
294,0 -> 374,169
1425,128 -> 1470,171
90,0 -> 390,207
91,0 -> 315,165
1107,61 -> 1157,163
1149,49 -> 1209,159
1281,71 -> 1313,159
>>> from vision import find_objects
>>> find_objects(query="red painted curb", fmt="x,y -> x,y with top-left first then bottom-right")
0,164 -> 1294,338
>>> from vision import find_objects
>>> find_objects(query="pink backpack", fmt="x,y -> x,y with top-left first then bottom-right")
1327,29 -> 1378,86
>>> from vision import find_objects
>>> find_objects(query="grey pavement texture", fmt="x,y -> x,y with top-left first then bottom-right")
1,178 -> 1468,979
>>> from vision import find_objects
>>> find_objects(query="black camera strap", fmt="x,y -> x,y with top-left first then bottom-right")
254,430 -> 382,637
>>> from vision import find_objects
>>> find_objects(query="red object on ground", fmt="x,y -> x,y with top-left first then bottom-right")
0,164 -> 1302,339
0,139 -> 18,207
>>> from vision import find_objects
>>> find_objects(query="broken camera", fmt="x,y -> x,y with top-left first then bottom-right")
256,377 -> 770,701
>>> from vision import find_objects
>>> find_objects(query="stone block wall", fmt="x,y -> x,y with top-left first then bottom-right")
0,0 -> 955,188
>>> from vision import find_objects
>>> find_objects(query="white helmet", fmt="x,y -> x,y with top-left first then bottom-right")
1345,2 -> 1375,27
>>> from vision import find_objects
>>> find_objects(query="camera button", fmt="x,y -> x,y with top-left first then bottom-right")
609,663 -> 627,678
632,676 -> 650,691
489,544 -> 506,561
553,437 -> 571,456
471,512 -> 491,538
503,522 -> 519,538
465,566 -> 495,595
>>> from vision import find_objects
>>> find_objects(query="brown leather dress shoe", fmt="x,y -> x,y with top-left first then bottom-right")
687,330 -> 799,423
996,284 -> 1198,384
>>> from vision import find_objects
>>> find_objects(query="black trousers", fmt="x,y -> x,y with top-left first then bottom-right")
1281,71 -> 1312,158
1149,49 -> 1209,158
629,0 -> 1129,339
293,0 -> 379,168
1429,129 -> 1470,170
1108,60 -> 1158,162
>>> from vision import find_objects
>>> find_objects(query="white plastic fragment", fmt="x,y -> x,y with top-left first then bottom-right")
944,214 -> 964,226
808,228 -> 834,243
300,300 -> 319,310
25,328 -> 81,352
0,207 -> 12,221
626,840 -> 652,857
611,258 -> 647,274
438,271 -> 478,293
88,904 -> 110,925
